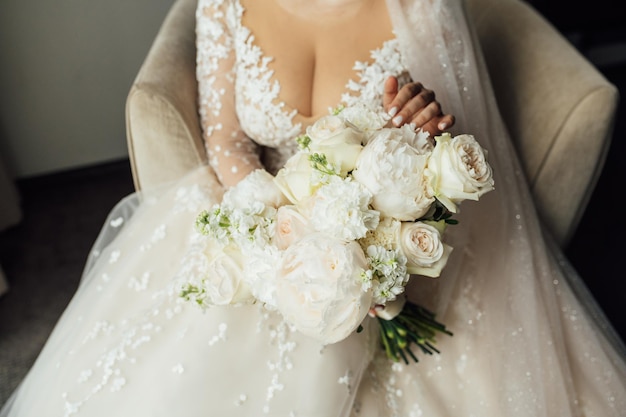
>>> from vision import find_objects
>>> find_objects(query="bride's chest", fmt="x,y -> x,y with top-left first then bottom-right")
227,0 -> 409,147
238,0 -> 394,113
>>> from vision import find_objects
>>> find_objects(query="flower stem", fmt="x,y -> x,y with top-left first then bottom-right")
376,300 -> 452,364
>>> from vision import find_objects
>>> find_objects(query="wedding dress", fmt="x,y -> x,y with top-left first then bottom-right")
2,0 -> 626,416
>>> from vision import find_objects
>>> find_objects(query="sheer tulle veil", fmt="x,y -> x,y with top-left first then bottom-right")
379,0 -> 626,415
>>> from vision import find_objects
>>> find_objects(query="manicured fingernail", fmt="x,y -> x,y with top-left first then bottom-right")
388,106 -> 398,117
392,115 -> 403,126
438,122 -> 448,130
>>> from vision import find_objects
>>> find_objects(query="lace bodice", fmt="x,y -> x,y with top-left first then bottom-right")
196,0 -> 409,185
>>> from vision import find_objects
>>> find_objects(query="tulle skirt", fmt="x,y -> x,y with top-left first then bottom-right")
1,166 -> 625,417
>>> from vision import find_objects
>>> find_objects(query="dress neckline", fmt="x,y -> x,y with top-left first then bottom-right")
236,0 -> 398,125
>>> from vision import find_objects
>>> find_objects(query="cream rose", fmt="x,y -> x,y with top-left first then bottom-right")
400,221 -> 453,278
203,245 -> 254,305
352,126 -> 435,221
275,233 -> 372,344
427,133 -> 495,212
273,205 -> 313,250
306,115 -> 364,176
273,152 -> 316,204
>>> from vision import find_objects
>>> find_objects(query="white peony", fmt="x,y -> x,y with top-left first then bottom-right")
426,133 -> 495,212
240,244 -> 282,308
352,126 -> 435,221
307,176 -> 379,241
306,115 -> 364,176
400,221 -> 453,278
275,233 -> 372,344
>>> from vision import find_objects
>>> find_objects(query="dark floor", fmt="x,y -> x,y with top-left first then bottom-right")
0,3 -> 625,406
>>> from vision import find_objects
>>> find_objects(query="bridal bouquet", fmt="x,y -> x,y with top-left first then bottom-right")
180,104 -> 494,363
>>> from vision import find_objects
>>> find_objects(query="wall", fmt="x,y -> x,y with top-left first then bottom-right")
0,0 -> 174,178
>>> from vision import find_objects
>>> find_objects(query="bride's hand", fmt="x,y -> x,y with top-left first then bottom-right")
383,76 -> 455,136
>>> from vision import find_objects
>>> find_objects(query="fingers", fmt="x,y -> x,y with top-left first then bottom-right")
387,81 -> 436,126
437,114 -> 455,132
401,92 -> 439,127
384,79 -> 456,135
420,113 -> 456,137
382,76 -> 399,112
386,81 -> 427,122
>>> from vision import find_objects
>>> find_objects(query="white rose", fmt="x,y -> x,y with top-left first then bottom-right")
276,233 -> 372,344
222,169 -> 288,210
427,133 -> 495,212
400,221 -> 453,278
274,205 -> 313,250
306,115 -> 364,176
274,152 -> 316,204
203,245 -> 255,305
352,127 -> 435,221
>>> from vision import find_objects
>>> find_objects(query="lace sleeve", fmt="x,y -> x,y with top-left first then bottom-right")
196,0 -> 263,187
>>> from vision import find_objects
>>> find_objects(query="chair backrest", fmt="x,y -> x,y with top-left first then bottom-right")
125,0 -> 618,248
126,0 -> 205,191
465,0 -> 618,247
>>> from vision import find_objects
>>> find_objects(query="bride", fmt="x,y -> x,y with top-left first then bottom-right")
2,0 -> 626,416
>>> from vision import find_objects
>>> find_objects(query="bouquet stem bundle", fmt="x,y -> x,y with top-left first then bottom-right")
375,301 -> 452,364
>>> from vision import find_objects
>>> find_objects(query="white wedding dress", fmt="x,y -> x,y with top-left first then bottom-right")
2,0 -> 626,416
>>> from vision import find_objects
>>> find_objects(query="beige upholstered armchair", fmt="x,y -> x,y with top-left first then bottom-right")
125,0 -> 618,249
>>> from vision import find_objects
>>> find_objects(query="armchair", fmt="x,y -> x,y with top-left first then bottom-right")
125,0 -> 618,248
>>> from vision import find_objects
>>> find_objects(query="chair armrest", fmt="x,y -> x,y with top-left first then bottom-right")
466,0 -> 619,247
125,0 -> 205,192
